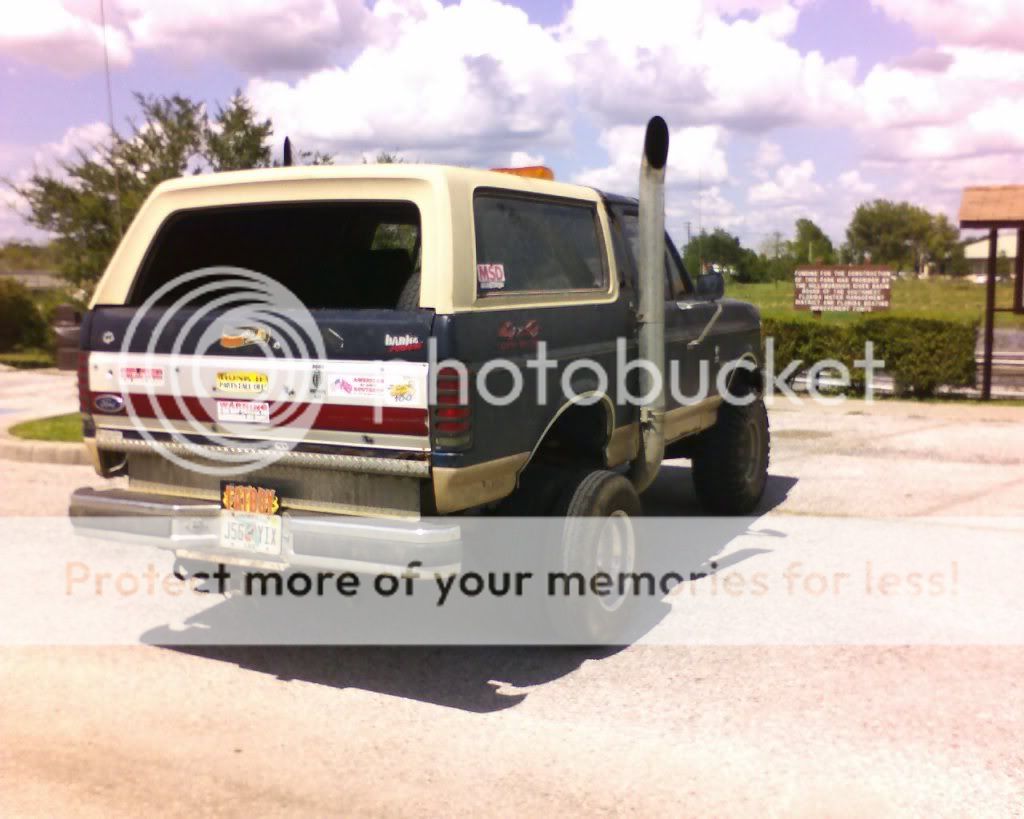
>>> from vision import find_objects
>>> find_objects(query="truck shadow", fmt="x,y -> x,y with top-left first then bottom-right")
155,468 -> 798,713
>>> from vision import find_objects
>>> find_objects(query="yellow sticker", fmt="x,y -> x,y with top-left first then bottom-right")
216,371 -> 269,395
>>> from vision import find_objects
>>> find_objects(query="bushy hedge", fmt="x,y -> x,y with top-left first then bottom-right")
763,314 -> 977,396
0,278 -> 48,352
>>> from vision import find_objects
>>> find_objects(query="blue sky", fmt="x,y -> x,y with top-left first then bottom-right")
2,0 -> 1022,250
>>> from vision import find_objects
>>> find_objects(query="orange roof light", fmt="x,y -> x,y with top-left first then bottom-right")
490,165 -> 555,181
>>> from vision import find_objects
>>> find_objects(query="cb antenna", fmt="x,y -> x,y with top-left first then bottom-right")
99,0 -> 123,239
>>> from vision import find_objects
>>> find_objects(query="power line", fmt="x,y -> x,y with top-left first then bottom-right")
99,0 -> 123,240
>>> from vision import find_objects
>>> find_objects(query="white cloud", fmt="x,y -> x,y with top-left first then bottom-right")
753,140 -> 784,179
838,169 -> 875,196
871,0 -> 1024,51
0,0 -> 131,73
748,159 -> 823,204
507,151 -> 545,167
574,124 -> 728,194
118,0 -> 371,72
246,0 -> 574,163
857,47 -> 1024,161
559,0 -> 858,132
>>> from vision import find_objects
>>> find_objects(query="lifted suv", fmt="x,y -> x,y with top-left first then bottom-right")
71,118 -> 769,620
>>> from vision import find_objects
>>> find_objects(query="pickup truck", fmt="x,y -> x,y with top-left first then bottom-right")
70,118 -> 769,636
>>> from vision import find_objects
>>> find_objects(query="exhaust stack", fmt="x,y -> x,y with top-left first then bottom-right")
628,116 -> 669,493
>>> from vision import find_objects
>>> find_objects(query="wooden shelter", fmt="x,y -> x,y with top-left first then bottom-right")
958,186 -> 1024,400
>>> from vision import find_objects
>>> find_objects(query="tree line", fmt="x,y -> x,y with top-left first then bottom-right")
5,89 -> 971,294
684,203 -> 967,284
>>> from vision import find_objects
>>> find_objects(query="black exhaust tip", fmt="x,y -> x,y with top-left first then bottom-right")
643,116 -> 669,170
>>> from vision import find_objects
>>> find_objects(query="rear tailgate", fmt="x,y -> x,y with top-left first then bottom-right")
81,307 -> 437,518
84,306 -> 433,454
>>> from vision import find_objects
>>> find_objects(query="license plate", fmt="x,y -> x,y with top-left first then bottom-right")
219,482 -> 282,555
219,511 -> 282,555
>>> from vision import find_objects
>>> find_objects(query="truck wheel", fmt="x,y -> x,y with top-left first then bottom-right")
547,470 -> 643,643
691,397 -> 770,515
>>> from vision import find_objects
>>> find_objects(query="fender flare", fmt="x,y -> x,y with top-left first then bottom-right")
517,391 -> 616,482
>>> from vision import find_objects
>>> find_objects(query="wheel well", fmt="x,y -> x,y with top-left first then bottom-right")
726,354 -> 763,396
527,398 -> 613,469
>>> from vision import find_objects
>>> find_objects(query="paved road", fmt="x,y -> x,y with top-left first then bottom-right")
2,397 -> 1023,816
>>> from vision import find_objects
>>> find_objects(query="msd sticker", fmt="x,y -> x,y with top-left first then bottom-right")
477,263 -> 506,290
120,366 -> 165,387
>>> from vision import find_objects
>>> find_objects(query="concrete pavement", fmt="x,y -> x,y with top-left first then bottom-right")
1,396 -> 1023,816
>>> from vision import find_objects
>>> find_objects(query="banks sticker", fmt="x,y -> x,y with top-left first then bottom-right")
216,400 -> 270,424
477,263 -> 506,290
385,333 -> 424,352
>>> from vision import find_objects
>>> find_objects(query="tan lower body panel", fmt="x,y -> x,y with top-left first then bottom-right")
606,397 -> 722,467
663,397 -> 722,442
432,451 -> 530,514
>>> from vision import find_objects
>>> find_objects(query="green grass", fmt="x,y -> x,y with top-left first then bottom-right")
9,413 -> 83,442
0,349 -> 55,369
728,278 -> 1024,328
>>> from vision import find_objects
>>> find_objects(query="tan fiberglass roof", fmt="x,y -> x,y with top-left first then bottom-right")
152,162 -> 601,202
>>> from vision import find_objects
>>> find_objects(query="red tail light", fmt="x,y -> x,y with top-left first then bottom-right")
432,365 -> 471,449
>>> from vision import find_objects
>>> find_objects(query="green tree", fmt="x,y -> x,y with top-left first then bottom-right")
682,229 -> 775,283
790,218 -> 835,264
11,92 -> 284,293
846,200 -> 960,273
204,91 -> 273,171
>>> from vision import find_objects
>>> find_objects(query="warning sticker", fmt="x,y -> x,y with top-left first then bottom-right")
477,263 -> 506,290
216,400 -> 270,424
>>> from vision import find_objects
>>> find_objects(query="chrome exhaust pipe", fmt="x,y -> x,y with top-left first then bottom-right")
629,116 -> 669,493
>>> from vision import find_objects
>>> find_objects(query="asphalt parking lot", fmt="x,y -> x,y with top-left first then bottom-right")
1,391 -> 1023,816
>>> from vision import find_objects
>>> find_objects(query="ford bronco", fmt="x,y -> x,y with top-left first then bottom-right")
70,118 -> 769,631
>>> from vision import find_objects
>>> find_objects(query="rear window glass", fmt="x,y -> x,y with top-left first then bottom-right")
474,192 -> 607,295
130,201 -> 420,309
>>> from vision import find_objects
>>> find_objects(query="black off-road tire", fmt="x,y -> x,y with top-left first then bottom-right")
691,397 -> 770,515
546,469 -> 643,643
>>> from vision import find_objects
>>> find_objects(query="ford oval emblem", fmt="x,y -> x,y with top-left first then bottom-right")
94,393 -> 125,413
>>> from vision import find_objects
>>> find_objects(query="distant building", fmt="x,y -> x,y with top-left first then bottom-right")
963,233 -> 1017,281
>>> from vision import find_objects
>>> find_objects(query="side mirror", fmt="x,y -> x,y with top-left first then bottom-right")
696,271 -> 725,300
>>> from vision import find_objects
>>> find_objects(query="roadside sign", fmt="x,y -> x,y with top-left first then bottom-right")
794,266 -> 892,313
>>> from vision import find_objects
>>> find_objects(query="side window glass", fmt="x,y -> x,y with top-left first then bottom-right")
615,209 -> 685,299
474,193 -> 607,295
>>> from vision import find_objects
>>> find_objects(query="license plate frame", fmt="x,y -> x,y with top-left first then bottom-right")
219,482 -> 283,556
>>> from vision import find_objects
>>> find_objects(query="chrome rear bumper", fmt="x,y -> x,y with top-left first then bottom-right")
69,487 -> 462,575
